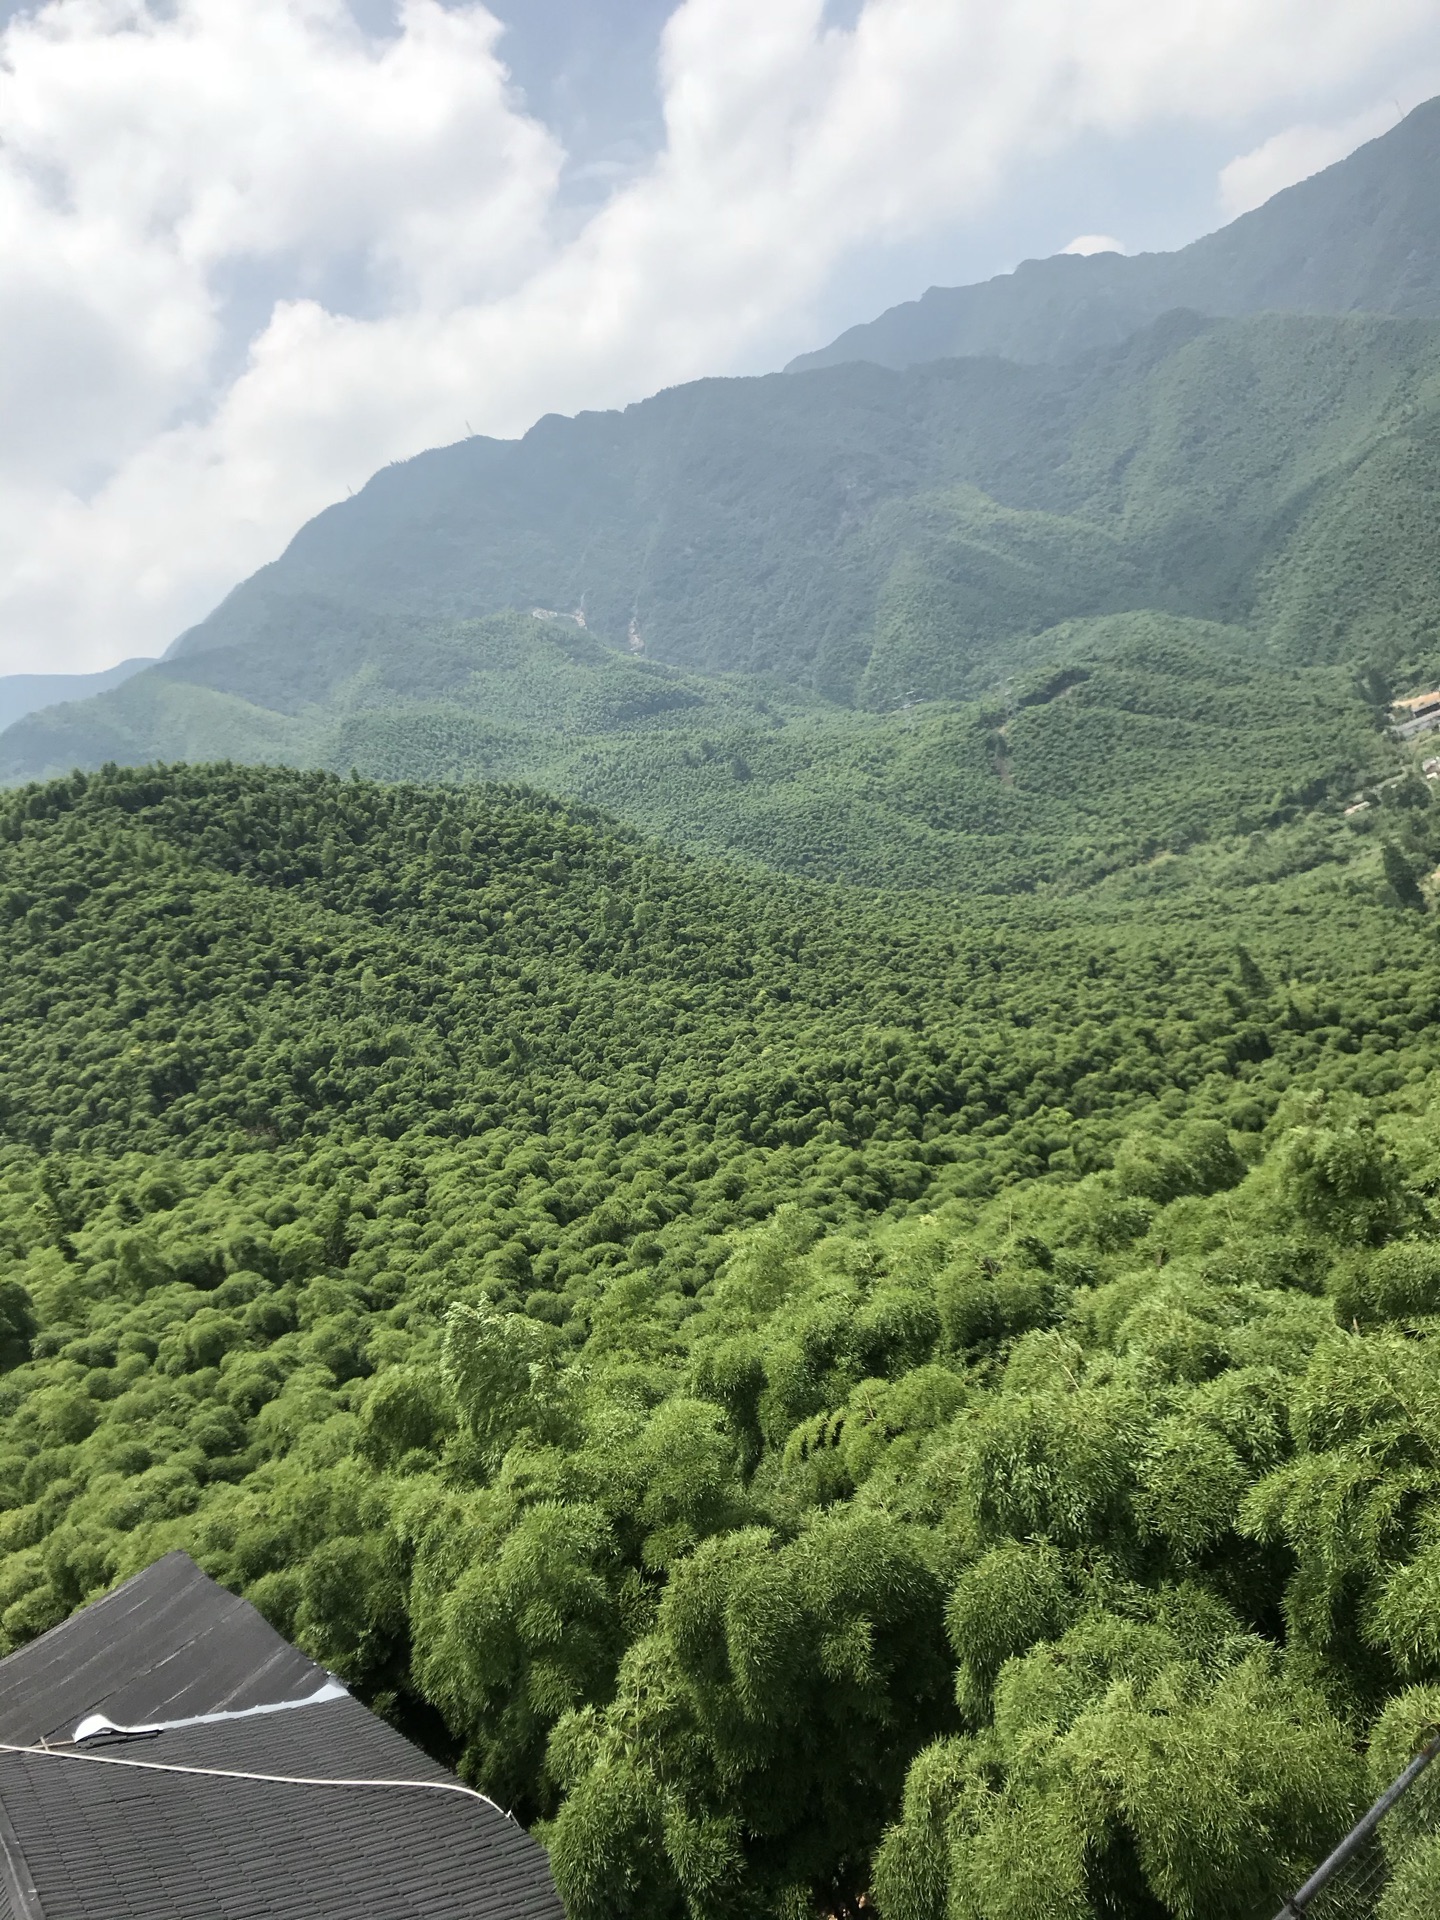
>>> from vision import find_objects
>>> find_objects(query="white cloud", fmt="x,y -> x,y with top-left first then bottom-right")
2,0 -> 1439,673
1062,234 -> 1126,255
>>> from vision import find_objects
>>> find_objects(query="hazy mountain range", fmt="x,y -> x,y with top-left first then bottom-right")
0,658 -> 151,735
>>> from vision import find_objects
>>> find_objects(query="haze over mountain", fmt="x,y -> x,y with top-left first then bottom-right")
789,95 -> 1440,373
0,658 -> 153,735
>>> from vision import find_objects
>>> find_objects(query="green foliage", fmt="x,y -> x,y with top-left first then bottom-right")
443,1306 -> 572,1458
1277,1111 -> 1414,1244
548,1511 -> 952,1920
0,1278 -> 36,1369
874,1615 -> 1361,1920
1370,1687 -> 1440,1920
3,765 -> 1440,1915
1383,841 -> 1427,908
2,609 -> 1392,897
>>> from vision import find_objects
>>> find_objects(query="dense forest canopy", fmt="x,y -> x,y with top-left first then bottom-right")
2,762 -> 1440,1918
8,111 -> 1440,1916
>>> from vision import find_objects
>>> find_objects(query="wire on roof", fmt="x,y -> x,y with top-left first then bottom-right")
0,1742 -> 513,1821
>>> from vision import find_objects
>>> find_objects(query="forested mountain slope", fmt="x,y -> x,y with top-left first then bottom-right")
4,765 -> 1440,1919
4,312 -> 1438,879
0,610 -> 1389,893
114,314 -> 1440,685
790,94 -> 1440,373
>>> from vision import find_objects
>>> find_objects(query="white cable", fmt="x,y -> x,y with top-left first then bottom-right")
0,1741 -> 512,1819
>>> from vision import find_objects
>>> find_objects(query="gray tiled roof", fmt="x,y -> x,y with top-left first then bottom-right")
0,1555 -> 565,1920
0,1552 -> 326,1747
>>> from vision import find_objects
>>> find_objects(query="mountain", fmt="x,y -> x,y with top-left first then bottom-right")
0,657 -> 152,733
2,309 -> 1433,889
59,310 -> 1440,701
789,95 -> 1440,373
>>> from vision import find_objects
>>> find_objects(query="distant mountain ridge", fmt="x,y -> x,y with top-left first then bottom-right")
0,658 -> 152,734
788,95 -> 1440,373
9,94 -> 1440,770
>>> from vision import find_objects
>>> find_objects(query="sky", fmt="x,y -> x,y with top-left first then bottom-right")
2,0 -> 1440,676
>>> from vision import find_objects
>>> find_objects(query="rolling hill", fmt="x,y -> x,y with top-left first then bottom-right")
4,761 -> 1440,1918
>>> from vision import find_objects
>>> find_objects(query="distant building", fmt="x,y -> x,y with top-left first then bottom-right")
1389,691 -> 1440,740
0,1552 -> 563,1920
